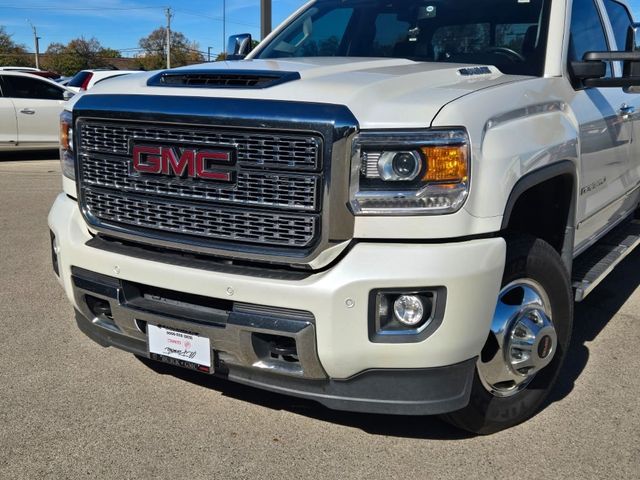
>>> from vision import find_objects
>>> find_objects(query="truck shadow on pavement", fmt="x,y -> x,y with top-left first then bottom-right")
545,247 -> 640,407
137,249 -> 640,440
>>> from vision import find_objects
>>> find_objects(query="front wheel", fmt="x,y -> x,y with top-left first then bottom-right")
443,235 -> 573,434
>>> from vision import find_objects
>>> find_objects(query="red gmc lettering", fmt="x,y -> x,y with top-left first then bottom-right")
132,145 -> 162,174
132,145 -> 233,182
196,151 -> 233,181
162,148 -> 196,177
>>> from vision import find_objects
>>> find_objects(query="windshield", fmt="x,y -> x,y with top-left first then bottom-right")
255,0 -> 551,76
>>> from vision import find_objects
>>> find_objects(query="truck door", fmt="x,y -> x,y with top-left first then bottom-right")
1,75 -> 66,146
568,0 -> 634,250
602,0 -> 640,191
0,76 -> 18,148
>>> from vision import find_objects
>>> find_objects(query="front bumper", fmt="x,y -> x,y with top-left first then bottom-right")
50,193 -> 505,414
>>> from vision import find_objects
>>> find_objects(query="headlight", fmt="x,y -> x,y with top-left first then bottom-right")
349,129 -> 470,215
59,110 -> 75,180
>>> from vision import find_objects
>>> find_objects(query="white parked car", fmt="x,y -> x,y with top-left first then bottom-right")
67,69 -> 137,92
0,66 -> 41,72
0,71 -> 74,152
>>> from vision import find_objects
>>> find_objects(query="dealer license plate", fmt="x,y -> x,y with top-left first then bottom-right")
147,324 -> 212,373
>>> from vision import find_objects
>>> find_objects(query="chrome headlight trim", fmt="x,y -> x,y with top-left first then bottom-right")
349,129 -> 470,216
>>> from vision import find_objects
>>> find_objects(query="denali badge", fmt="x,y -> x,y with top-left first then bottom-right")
132,145 -> 234,182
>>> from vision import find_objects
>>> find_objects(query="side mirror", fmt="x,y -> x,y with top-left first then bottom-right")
63,90 -> 75,101
570,60 -> 607,82
225,33 -> 253,60
571,23 -> 640,88
624,23 -> 640,80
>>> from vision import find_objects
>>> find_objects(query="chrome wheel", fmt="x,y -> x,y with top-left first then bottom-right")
478,279 -> 557,398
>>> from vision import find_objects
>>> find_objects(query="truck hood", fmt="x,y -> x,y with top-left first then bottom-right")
81,58 -> 532,129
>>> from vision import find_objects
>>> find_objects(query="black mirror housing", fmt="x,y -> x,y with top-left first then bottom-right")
625,23 -> 640,79
226,34 -> 253,60
571,61 -> 607,80
573,51 -> 640,88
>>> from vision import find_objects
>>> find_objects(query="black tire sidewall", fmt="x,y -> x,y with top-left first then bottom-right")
445,236 -> 573,434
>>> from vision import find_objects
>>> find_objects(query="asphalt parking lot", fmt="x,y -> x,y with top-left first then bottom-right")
0,153 -> 639,479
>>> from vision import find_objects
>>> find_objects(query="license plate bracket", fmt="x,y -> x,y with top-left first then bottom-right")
147,324 -> 212,373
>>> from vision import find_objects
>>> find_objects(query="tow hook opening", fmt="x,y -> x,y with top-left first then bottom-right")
86,295 -> 113,320
252,333 -> 299,363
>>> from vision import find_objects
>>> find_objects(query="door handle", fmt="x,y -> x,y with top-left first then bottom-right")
20,108 -> 36,115
619,104 -> 635,117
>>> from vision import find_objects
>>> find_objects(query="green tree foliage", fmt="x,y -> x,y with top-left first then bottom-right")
41,37 -> 120,76
0,26 -> 33,67
138,27 -> 204,70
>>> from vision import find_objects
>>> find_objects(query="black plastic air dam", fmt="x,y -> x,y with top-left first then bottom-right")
226,361 -> 476,415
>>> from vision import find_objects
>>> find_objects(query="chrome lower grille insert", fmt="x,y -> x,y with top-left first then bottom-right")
84,188 -> 319,248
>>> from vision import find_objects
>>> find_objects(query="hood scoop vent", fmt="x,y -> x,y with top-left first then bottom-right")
147,69 -> 301,89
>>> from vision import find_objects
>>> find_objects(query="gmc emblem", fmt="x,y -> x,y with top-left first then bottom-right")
132,145 -> 235,182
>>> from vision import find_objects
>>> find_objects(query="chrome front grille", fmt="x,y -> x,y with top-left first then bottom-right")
77,119 -> 324,250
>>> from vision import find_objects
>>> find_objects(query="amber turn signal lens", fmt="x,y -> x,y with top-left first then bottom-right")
420,145 -> 468,183
60,120 -> 71,151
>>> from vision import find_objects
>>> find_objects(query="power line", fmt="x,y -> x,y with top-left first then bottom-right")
0,4 -> 166,11
173,8 -> 258,29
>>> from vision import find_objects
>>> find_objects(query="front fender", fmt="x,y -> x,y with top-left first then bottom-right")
432,77 -> 580,221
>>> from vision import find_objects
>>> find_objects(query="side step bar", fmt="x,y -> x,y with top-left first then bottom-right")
572,219 -> 640,302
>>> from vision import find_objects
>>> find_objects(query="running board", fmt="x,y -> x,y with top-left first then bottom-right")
572,219 -> 640,302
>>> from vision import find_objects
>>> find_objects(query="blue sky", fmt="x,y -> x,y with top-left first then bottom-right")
0,0 -> 308,57
1,0 -> 640,57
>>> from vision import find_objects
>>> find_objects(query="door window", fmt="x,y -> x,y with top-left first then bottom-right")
568,0 -> 612,79
2,75 -> 64,100
604,0 -> 633,50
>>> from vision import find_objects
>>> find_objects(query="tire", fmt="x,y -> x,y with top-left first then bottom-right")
442,234 -> 573,434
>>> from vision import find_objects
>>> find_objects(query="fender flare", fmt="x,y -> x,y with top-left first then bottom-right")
501,160 -> 578,272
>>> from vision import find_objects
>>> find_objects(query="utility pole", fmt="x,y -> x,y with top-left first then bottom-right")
260,0 -> 272,40
208,46 -> 213,62
28,20 -> 40,69
165,7 -> 173,69
222,0 -> 226,53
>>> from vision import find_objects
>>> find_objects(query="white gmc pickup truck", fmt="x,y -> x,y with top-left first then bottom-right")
49,0 -> 640,434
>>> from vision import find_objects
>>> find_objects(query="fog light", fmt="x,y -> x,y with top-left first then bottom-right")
369,288 -> 442,343
393,295 -> 424,326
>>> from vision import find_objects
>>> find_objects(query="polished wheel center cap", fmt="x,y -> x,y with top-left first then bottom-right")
478,279 -> 558,398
